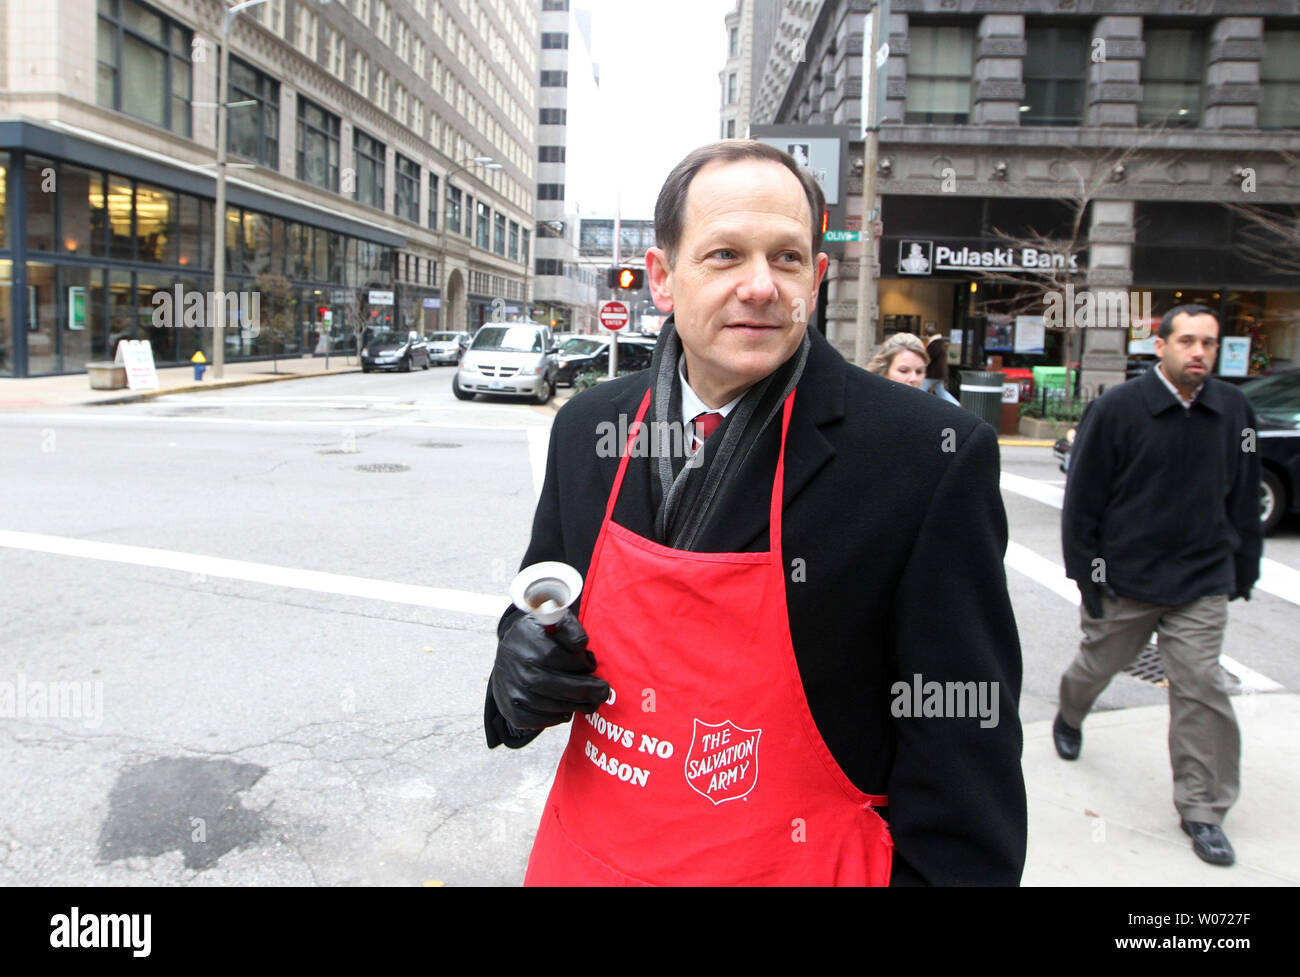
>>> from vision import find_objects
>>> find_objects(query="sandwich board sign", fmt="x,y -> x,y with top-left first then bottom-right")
114,339 -> 159,391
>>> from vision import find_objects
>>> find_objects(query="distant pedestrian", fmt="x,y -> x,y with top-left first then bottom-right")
1054,304 -> 1261,867
921,324 -> 960,405
866,332 -> 928,389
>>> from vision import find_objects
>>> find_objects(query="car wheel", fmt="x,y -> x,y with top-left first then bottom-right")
534,378 -> 553,406
1261,468 -> 1287,537
400,356 -> 412,373
362,366 -> 371,374
422,358 -> 429,370
452,374 -> 476,401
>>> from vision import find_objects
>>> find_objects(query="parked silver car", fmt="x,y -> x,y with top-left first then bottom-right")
422,331 -> 468,366
453,323 -> 557,404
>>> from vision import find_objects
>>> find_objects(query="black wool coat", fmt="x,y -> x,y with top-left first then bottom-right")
486,327 -> 1027,886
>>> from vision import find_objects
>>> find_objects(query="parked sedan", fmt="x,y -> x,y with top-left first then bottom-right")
361,331 -> 430,372
555,336 -> 656,386
422,331 -> 468,366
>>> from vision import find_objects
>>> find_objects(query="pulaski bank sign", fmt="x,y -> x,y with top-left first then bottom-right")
897,240 -> 1080,275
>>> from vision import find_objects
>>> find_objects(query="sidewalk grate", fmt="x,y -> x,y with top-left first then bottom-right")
1123,643 -> 1168,686
355,463 -> 409,473
419,441 -> 462,449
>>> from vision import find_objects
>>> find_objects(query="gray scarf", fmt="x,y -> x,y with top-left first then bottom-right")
648,317 -> 810,550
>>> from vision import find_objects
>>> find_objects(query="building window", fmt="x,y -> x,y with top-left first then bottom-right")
295,6 -> 317,59
395,154 -> 419,222
509,220 -> 519,260
538,183 -> 565,200
296,97 -> 340,191
537,220 -> 564,239
1138,28 -> 1205,127
376,69 -> 391,112
397,18 -> 410,61
535,258 -> 564,276
257,0 -> 285,36
325,28 -> 345,78
521,228 -> 530,264
228,58 -> 279,169
476,202 -> 491,249
539,107 -> 567,124
905,25 -> 973,125
354,130 -> 386,208
728,73 -> 737,104
1022,25 -> 1089,126
96,0 -> 192,137
445,184 -> 462,233
726,119 -> 735,138
542,32 -> 569,49
352,50 -> 369,95
494,213 -> 506,256
377,1 -> 392,45
427,172 -> 438,229
1260,30 -> 1300,130
542,0 -> 569,10
729,26 -> 738,58
538,145 -> 566,162
540,70 -> 568,87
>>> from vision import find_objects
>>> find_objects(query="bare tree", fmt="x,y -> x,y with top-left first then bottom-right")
254,273 -> 297,374
1224,152 -> 1300,278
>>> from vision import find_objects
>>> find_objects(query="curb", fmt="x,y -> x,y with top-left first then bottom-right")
83,367 -> 361,406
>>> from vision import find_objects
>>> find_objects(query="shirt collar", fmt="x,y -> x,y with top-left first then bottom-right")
678,353 -> 745,426
1155,361 -> 1203,408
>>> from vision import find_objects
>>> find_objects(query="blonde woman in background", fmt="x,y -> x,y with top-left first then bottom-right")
866,332 -> 929,389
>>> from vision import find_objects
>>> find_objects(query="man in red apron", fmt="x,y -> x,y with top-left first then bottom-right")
487,142 -> 1026,886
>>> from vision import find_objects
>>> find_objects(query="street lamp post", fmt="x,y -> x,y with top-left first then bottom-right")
209,0 -> 267,379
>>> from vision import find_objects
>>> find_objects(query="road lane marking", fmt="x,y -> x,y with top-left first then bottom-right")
0,530 -> 505,619
1001,471 -> 1300,608
1,412 -> 551,431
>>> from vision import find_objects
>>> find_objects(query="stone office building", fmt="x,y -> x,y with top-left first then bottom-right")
0,0 -> 539,377
746,0 -> 1300,390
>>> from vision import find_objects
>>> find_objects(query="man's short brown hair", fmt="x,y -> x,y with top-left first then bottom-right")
654,140 -> 826,267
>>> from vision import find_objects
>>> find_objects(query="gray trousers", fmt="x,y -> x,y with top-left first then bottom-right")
1059,593 -> 1239,825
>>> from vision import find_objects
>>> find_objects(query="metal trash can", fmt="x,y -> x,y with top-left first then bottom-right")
959,370 -> 1006,428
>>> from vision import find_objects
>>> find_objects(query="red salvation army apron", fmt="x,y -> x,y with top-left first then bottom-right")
524,388 -> 893,886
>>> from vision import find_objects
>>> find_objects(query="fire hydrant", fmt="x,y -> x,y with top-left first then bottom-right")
191,349 -> 207,381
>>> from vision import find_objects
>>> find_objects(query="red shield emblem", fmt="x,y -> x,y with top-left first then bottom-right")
683,719 -> 761,805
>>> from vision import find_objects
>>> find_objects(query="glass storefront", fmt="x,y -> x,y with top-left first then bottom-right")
1,151 -> 397,375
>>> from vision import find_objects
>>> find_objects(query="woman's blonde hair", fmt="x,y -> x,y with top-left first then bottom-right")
866,332 -> 930,375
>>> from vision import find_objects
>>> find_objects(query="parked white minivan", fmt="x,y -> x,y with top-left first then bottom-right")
453,323 -> 558,404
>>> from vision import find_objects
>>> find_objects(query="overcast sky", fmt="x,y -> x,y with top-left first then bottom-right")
565,0 -> 739,220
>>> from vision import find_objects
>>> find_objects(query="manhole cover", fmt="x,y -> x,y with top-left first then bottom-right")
1123,643 -> 1167,686
419,441 -> 462,449
355,463 -> 409,473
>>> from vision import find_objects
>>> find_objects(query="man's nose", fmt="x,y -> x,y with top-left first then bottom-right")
736,259 -> 778,303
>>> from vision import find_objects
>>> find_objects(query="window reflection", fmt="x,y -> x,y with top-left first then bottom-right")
136,183 -> 174,263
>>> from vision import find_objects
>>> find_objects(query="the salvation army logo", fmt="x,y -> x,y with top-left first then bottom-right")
684,719 -> 761,805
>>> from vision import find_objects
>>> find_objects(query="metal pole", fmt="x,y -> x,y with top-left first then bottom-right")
212,15 -> 231,378
854,0 -> 883,368
609,197 -> 620,378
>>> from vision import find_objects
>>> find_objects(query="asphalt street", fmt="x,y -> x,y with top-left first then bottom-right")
1,368 -> 1296,885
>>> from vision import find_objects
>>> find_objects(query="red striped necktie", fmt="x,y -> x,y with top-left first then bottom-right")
691,411 -> 722,452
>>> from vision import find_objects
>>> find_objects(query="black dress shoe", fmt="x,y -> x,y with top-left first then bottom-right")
1181,820 -> 1235,866
1052,713 -> 1081,760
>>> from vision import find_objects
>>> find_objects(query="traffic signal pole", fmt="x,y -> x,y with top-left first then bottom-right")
854,0 -> 884,368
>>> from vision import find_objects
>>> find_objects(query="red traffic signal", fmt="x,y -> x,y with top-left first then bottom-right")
607,267 -> 644,290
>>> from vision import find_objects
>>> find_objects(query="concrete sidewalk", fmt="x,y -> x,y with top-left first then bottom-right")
1023,691 -> 1299,885
0,355 -> 361,409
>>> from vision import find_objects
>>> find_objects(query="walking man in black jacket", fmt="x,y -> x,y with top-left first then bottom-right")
1054,304 -> 1262,866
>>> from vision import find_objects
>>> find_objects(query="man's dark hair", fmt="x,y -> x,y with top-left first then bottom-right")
654,140 -> 826,267
1159,303 -> 1220,340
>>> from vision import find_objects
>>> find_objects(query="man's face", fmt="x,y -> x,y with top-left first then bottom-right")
1155,312 -> 1219,391
646,159 -> 829,405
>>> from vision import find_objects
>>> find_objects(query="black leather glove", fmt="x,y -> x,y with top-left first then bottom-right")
1078,581 -> 1105,619
490,612 -> 610,731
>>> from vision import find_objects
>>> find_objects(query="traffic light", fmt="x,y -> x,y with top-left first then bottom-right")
607,267 -> 644,290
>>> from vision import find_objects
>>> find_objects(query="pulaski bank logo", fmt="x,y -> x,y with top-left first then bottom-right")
684,719 -> 761,805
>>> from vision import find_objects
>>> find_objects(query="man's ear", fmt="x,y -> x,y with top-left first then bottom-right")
813,251 -> 829,296
646,247 -> 674,314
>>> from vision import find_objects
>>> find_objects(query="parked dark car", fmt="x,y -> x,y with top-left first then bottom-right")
555,336 -> 656,386
361,330 -> 430,372
1054,368 -> 1300,535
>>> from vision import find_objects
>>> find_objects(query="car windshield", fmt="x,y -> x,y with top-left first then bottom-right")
472,326 -> 543,352
428,333 -> 459,342
370,333 -> 407,347
1241,373 -> 1300,424
561,339 -> 605,356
